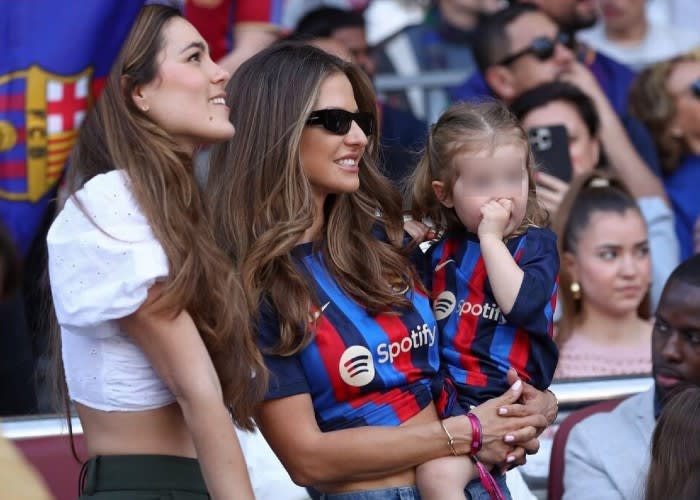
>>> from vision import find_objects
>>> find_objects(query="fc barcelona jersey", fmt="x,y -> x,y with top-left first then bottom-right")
258,241 -> 439,432
425,227 -> 559,411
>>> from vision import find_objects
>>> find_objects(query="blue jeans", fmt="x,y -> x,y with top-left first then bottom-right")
319,486 -> 421,499
466,472 -> 511,500
311,472 -> 511,500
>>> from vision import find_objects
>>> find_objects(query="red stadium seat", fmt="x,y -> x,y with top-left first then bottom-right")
547,397 -> 625,500
14,434 -> 87,500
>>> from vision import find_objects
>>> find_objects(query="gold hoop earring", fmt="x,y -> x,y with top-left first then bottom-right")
141,105 -> 149,112
570,281 -> 582,301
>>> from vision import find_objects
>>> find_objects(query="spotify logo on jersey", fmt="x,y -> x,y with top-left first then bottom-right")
433,291 -> 457,320
339,346 -> 375,387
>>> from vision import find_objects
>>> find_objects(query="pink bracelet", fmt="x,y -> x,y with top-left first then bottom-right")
466,412 -> 482,455
472,458 -> 507,500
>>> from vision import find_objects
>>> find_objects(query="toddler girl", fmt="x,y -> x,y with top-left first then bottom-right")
411,101 -> 559,499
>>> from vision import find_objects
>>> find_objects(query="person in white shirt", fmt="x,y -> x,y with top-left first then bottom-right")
47,4 -> 266,499
578,0 -> 700,70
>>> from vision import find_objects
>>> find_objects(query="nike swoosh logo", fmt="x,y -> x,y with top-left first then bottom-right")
434,259 -> 455,272
321,301 -> 331,312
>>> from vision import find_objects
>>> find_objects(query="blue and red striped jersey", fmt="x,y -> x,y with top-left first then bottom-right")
257,241 -> 439,432
425,227 -> 559,413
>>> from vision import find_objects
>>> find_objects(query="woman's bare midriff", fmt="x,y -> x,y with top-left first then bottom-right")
76,402 -> 196,459
318,402 -> 441,494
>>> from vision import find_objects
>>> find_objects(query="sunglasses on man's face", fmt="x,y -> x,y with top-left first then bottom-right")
690,79 -> 700,98
499,32 -> 574,66
306,109 -> 374,136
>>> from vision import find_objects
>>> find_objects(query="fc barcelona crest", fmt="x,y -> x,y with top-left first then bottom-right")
0,65 -> 94,202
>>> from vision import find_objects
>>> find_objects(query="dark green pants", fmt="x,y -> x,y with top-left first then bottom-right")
79,455 -> 210,499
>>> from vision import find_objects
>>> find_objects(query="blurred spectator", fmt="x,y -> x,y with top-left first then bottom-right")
512,82 -> 678,309
644,386 -> 700,500
294,6 -> 428,185
282,0 -> 371,30
630,53 -> 700,260
454,3 -> 663,184
374,0 -> 505,121
512,0 -> 597,32
578,0 -> 700,71
552,172 -> 652,379
457,0 -> 635,116
563,254 -> 700,500
295,7 -> 376,76
513,0 -> 641,114
184,0 -> 286,75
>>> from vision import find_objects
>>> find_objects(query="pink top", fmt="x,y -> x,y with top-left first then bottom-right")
554,334 -> 652,380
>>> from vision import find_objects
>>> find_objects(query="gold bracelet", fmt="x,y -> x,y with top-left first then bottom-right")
440,420 -> 459,456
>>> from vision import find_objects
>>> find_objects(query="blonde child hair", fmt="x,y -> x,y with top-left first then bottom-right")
409,100 -> 547,236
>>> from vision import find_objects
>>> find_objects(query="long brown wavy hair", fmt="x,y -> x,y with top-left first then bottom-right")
207,42 -> 415,356
409,100 -> 547,236
629,53 -> 699,175
645,386 -> 700,500
58,4 -> 266,429
551,171 -> 650,348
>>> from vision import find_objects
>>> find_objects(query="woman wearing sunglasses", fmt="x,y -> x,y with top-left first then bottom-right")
631,52 -> 700,260
207,42 -> 556,500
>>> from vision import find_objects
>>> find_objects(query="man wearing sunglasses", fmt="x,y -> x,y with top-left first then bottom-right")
510,0 -> 638,117
451,2 -> 633,115
449,3 -> 664,196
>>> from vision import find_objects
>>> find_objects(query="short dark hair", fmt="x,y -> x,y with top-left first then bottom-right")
510,81 -> 600,137
472,3 -> 539,73
295,7 -> 365,38
664,254 -> 700,292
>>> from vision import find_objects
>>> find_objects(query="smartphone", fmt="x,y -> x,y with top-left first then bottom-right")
528,125 -> 573,183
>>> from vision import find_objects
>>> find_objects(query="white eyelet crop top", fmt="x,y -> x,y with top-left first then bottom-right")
47,170 -> 176,411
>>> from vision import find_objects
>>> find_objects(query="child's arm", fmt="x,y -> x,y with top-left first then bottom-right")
478,199 -> 523,314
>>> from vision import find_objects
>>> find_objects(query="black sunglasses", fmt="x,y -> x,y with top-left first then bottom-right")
691,79 -> 700,98
306,109 -> 374,136
499,32 -> 574,66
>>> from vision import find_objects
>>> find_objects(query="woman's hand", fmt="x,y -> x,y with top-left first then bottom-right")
498,369 -> 559,430
464,373 -> 548,466
535,171 -> 569,216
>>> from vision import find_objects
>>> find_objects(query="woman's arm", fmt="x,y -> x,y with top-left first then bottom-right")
119,285 -> 254,500
256,377 -> 546,486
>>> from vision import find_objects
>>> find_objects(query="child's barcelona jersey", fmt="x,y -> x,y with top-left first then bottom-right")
258,241 -> 439,432
425,227 -> 559,412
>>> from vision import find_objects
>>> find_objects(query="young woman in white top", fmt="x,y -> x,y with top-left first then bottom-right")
46,5 -> 266,499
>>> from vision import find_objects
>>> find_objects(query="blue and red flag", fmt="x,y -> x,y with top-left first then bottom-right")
0,1 -> 146,256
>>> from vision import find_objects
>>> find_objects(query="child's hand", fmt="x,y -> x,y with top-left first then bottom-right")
478,199 -> 512,240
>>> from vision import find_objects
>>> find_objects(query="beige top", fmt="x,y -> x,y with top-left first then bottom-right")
554,334 -> 652,380
0,436 -> 53,500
